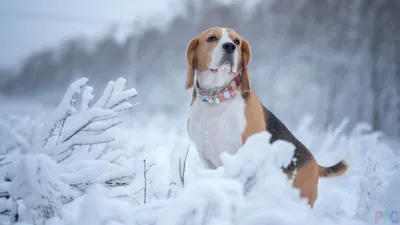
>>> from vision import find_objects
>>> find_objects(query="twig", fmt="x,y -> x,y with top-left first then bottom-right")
60,196 -> 75,205
133,187 -> 145,196
56,116 -> 68,145
109,153 -> 124,164
145,163 -> 156,172
82,120 -> 123,133
109,95 -> 137,110
0,161 -> 12,167
42,120 -> 61,148
62,117 -> 97,143
50,139 -> 115,163
57,152 -> 74,163
0,209 -> 10,216
114,102 -> 140,113
10,199 -> 20,223
4,172 -> 11,182
51,140 -> 111,156
166,182 -> 176,199
105,176 -> 134,187
102,85 -> 115,109
88,145 -> 93,153
113,195 -> 141,205
70,175 -> 134,192
70,183 -> 87,194
144,160 -> 147,204
178,158 -> 182,184
142,160 -> 157,203
149,181 -> 158,199
92,114 -> 119,122
180,145 -> 190,186
42,91 -> 80,147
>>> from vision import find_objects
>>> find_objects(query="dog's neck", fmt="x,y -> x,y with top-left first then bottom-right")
194,75 -> 241,104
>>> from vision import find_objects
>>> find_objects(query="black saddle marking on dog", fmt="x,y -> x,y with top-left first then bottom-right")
262,105 -> 313,173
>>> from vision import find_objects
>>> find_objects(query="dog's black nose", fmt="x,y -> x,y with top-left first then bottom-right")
222,42 -> 236,54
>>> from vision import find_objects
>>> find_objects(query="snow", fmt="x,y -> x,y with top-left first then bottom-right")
0,77 -> 399,225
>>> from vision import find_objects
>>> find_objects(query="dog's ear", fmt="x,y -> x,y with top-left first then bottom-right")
241,38 -> 252,92
185,37 -> 199,89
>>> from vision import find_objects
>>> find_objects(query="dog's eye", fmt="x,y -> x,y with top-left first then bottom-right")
234,39 -> 240,45
207,36 -> 217,42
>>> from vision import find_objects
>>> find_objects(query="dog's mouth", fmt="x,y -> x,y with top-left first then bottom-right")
210,58 -> 237,75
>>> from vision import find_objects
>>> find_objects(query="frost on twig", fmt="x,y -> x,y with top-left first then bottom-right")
64,161 -> 136,195
144,160 -> 148,204
179,146 -> 190,187
34,77 -> 138,163
142,159 -> 157,203
93,78 -> 139,111
37,78 -> 89,149
167,145 -> 190,199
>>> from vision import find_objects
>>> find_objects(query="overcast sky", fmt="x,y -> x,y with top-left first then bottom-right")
0,0 -> 181,68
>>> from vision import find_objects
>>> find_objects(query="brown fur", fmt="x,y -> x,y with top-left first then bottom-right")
185,38 -> 198,89
227,28 -> 252,92
318,161 -> 348,177
185,28 -> 222,89
241,92 -> 266,144
185,27 -> 348,208
292,159 -> 319,207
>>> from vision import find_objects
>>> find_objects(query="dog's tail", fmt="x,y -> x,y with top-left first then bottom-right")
318,160 -> 348,178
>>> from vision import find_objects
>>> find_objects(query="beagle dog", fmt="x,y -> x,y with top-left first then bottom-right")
185,27 -> 348,207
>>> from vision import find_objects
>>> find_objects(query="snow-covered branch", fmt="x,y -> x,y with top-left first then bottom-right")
33,77 -> 138,163
0,77 -> 139,224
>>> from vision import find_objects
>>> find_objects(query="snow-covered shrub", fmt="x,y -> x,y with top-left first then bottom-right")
159,132 -> 325,225
294,116 -> 400,223
9,153 -> 69,224
0,77 -> 138,224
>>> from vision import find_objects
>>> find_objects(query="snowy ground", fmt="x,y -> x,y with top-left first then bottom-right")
0,77 -> 399,225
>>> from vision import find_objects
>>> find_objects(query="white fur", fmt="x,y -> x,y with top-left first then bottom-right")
197,28 -> 239,90
196,68 -> 238,90
188,94 -> 247,169
189,27 -> 245,169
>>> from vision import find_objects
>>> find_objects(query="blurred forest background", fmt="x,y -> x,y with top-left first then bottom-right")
1,0 -> 399,139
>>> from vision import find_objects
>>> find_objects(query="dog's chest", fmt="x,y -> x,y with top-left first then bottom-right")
188,96 -> 247,167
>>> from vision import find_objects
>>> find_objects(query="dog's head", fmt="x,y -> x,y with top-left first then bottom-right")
185,27 -> 251,92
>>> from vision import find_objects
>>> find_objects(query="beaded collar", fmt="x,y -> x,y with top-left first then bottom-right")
194,76 -> 241,104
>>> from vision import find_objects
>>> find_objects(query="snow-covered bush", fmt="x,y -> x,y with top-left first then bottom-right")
9,153 -> 68,224
159,131 -> 321,225
294,117 -> 400,224
156,124 -> 399,225
0,77 -> 139,224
